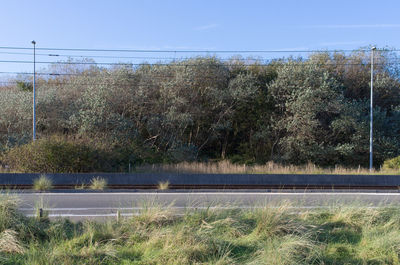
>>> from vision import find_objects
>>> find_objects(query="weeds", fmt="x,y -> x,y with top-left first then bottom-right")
89,177 -> 108,190
157,180 -> 170,190
74,183 -> 86,190
33,174 -> 53,191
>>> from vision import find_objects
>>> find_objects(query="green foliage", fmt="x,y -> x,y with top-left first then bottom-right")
383,156 -> 400,171
1,52 -> 400,169
1,136 -> 114,173
269,61 -> 346,165
268,58 -> 400,167
16,80 -> 32,92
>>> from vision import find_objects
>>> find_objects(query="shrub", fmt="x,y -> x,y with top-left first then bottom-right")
382,156 -> 400,171
33,174 -> 53,191
16,80 -> 33,92
1,136 -> 112,173
89,177 -> 108,190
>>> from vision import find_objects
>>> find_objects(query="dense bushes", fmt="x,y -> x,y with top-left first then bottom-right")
383,156 -> 400,171
1,51 -> 400,170
1,136 -> 121,173
0,135 -> 180,172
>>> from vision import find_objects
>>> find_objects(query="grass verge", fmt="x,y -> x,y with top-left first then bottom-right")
2,197 -> 400,264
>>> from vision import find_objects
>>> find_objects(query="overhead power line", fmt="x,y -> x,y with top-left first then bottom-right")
0,80 -> 229,87
0,46 -> 381,53
0,51 -> 235,61
0,71 -> 234,80
0,60 -> 398,67
1,50 -> 399,62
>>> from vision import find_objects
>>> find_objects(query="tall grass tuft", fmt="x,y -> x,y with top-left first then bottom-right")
33,174 -> 53,191
253,203 -> 303,238
89,177 -> 108,190
128,200 -> 177,229
0,195 -> 26,233
157,180 -> 170,190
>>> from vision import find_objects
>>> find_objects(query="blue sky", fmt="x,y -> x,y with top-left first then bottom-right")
1,0 -> 400,74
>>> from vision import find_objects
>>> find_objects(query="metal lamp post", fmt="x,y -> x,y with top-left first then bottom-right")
32,40 -> 36,141
370,46 -> 376,171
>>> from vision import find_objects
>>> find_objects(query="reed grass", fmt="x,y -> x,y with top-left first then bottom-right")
137,160 -> 400,175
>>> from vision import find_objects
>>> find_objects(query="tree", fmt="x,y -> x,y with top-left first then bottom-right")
269,61 -> 345,165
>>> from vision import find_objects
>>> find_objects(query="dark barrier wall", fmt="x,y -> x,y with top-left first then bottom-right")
0,173 -> 400,187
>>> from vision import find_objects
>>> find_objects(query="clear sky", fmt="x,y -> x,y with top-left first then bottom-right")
1,0 -> 400,74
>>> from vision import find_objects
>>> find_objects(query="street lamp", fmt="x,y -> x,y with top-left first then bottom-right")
370,46 -> 376,171
32,40 -> 36,141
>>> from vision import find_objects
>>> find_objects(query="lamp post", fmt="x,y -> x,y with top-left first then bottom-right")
32,40 -> 36,141
370,46 -> 376,171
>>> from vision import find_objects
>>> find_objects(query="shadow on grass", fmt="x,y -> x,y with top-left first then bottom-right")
316,220 -> 362,244
229,242 -> 258,262
321,243 -> 364,265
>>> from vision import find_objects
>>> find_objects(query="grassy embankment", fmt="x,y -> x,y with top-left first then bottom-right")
1,159 -> 399,175
137,161 -> 400,175
1,195 -> 400,264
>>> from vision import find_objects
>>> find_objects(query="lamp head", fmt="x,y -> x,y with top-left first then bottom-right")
371,46 -> 376,50
31,40 -> 36,45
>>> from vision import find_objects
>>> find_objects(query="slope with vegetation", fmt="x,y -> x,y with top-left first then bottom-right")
1,49 -> 400,172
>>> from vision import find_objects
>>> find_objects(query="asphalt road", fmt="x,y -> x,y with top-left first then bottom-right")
5,191 -> 400,221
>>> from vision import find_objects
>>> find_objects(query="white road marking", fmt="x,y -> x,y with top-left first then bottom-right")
18,192 -> 400,196
26,213 -> 139,217
19,206 -> 259,211
19,205 -> 385,212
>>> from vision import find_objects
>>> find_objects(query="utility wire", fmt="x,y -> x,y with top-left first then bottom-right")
0,51 -> 283,61
0,46 -> 382,53
0,60 -> 398,67
1,51 -> 399,63
0,81 -> 229,88
0,72 -> 234,79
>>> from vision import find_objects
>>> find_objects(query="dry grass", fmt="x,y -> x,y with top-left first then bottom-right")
157,180 -> 170,190
33,174 -> 53,191
89,177 -> 108,190
137,160 -> 400,175
0,167 -> 11,173
74,183 -> 86,190
0,229 -> 25,254
130,200 -> 177,228
253,203 -> 303,238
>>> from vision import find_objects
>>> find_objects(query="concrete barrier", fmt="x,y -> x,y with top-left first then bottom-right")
0,173 -> 399,187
